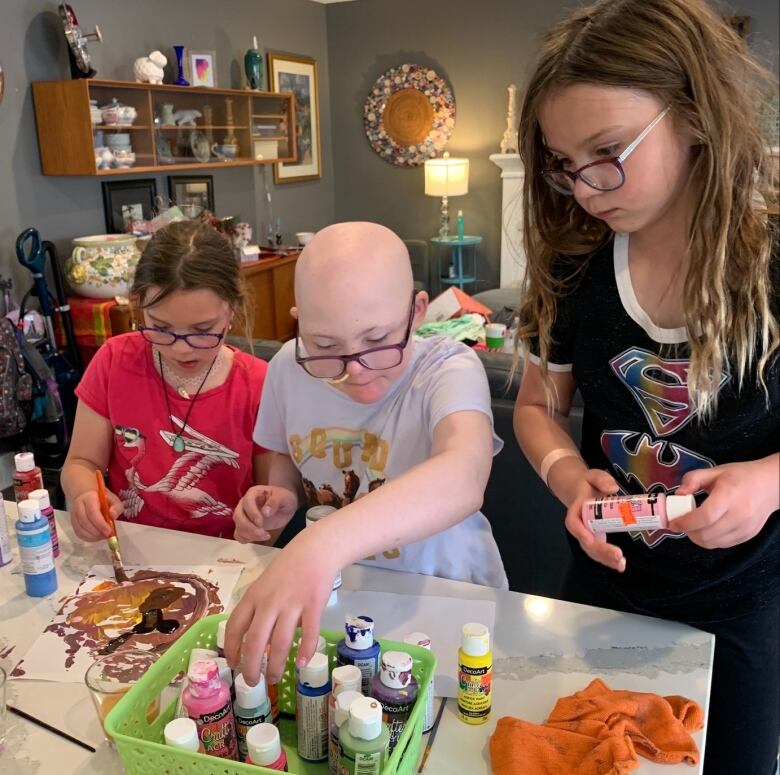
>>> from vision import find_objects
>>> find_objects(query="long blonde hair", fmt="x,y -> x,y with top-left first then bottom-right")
516,0 -> 778,418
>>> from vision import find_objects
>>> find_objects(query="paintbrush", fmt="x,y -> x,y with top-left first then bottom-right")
95,470 -> 128,583
418,696 -> 447,772
6,704 -> 97,752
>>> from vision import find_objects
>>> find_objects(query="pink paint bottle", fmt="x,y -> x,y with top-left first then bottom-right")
181,659 -> 239,760
583,492 -> 695,534
247,722 -> 288,771
13,452 -> 43,503
29,488 -> 59,559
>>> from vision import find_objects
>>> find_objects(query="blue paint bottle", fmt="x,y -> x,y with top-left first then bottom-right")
337,615 -> 381,694
296,651 -> 331,762
15,498 -> 57,597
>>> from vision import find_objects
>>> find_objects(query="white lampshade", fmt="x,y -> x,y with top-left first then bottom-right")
424,155 -> 469,197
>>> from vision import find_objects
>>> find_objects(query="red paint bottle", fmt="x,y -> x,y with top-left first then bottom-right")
30,488 -> 59,559
13,453 -> 44,503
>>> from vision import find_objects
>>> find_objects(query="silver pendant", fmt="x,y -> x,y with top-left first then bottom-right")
173,436 -> 186,454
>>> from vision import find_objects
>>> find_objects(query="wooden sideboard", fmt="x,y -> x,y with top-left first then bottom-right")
240,251 -> 299,341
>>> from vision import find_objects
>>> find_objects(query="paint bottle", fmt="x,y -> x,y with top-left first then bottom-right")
261,645 -> 280,726
339,696 -> 390,775
583,492 -> 696,534
457,623 -> 492,725
182,659 -> 239,760
216,656 -> 235,703
0,494 -> 14,568
175,647 -> 219,718
336,615 -> 381,694
216,619 -> 227,658
29,488 -> 59,559
164,717 -> 202,753
306,505 -> 342,605
456,209 -> 465,241
370,650 -> 418,752
404,632 -> 435,733
234,673 -> 273,762
296,651 -> 331,762
331,690 -> 363,775
328,667 -> 362,774
247,722 -> 288,771
13,452 -> 43,503
15,499 -> 57,597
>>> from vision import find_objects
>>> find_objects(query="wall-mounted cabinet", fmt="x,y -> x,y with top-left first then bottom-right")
32,79 -> 297,176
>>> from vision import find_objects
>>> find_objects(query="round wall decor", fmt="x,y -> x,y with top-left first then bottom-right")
363,63 -> 455,167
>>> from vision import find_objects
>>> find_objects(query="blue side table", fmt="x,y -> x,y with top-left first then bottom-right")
430,236 -> 482,293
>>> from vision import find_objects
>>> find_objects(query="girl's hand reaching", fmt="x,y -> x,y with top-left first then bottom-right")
671,456 -> 780,549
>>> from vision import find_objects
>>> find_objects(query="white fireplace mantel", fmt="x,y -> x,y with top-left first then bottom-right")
489,153 -> 526,287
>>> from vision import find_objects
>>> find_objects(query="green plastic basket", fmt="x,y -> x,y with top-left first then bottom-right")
105,613 -> 436,774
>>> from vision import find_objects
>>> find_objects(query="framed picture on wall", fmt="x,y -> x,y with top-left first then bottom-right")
102,179 -> 157,234
268,52 -> 321,183
185,49 -> 216,87
167,175 -> 215,218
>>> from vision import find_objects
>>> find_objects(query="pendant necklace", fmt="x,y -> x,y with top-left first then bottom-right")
158,350 -> 220,454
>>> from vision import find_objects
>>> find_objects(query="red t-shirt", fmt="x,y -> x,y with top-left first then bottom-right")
75,332 -> 267,539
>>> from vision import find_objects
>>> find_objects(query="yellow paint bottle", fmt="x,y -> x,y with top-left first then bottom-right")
457,622 -> 492,724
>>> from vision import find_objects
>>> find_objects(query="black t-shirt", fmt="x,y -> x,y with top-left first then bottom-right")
531,232 -> 779,623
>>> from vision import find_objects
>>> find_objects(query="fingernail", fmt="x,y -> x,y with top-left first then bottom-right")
295,655 -> 308,668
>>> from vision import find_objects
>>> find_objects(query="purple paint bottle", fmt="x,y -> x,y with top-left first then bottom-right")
369,650 -> 418,752
336,615 -> 381,694
29,488 -> 59,559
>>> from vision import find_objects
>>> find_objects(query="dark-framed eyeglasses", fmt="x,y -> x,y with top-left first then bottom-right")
138,325 -> 225,349
541,107 -> 670,195
295,292 -> 418,380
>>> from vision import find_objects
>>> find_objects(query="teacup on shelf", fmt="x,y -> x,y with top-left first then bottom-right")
112,150 -> 136,169
211,143 -> 238,160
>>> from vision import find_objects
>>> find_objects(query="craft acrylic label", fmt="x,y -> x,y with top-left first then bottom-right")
196,702 -> 239,759
18,529 -> 54,575
458,663 -> 492,719
297,693 -> 329,760
380,700 -> 414,750
341,749 -> 384,775
353,656 -> 378,693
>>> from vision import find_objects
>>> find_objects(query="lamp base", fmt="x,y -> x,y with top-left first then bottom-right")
438,195 -> 450,239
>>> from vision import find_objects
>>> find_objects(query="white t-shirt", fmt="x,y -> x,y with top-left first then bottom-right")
255,336 -> 508,589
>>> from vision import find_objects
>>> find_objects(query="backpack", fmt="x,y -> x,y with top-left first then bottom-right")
0,317 -> 32,438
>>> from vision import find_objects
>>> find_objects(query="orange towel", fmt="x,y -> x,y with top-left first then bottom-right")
67,296 -> 117,345
489,678 -> 703,775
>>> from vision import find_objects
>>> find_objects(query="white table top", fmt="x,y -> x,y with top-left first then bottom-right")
0,504 -> 713,774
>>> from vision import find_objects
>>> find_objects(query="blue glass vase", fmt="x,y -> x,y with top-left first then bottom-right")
173,45 -> 189,86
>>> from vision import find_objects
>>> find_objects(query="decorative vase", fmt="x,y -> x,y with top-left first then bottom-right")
66,234 -> 142,299
161,103 -> 175,125
244,36 -> 264,90
173,45 -> 189,86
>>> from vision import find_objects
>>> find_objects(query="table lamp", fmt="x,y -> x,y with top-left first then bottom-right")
424,152 -> 469,239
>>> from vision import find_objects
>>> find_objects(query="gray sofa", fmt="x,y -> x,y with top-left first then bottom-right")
235,337 -> 580,598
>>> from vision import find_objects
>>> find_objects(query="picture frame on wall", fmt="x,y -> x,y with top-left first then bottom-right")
185,50 -> 217,88
268,52 -> 321,183
167,175 -> 215,218
102,178 -> 157,234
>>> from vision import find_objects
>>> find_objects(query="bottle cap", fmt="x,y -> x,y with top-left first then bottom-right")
298,651 -> 329,688
14,452 -> 35,473
28,489 -> 51,511
187,647 -> 218,669
667,494 -> 696,520
404,632 -> 431,650
246,723 -> 282,766
380,651 -> 414,690
235,672 -> 267,708
461,623 -> 490,657
344,615 -> 374,650
187,659 -> 221,696
216,619 -> 227,651
17,499 -> 41,524
348,696 -> 383,740
335,689 -> 363,727
332,664 -> 362,694
164,717 -> 199,752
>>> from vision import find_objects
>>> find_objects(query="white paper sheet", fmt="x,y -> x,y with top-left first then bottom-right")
12,564 -> 242,683
320,590 -> 496,698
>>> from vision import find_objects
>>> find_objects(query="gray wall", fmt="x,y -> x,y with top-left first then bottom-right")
0,0 -> 335,294
326,0 -> 780,289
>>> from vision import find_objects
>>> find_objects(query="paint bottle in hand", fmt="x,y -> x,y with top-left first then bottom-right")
404,632 -> 435,733
15,499 -> 57,597
296,651 -> 331,762
339,696 -> 390,775
13,452 -> 43,502
336,615 -> 381,694
247,723 -> 288,770
29,488 -> 59,559
182,659 -> 239,760
370,651 -> 418,752
0,494 -> 13,568
164,717 -> 203,753
234,673 -> 273,762
457,623 -> 492,725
